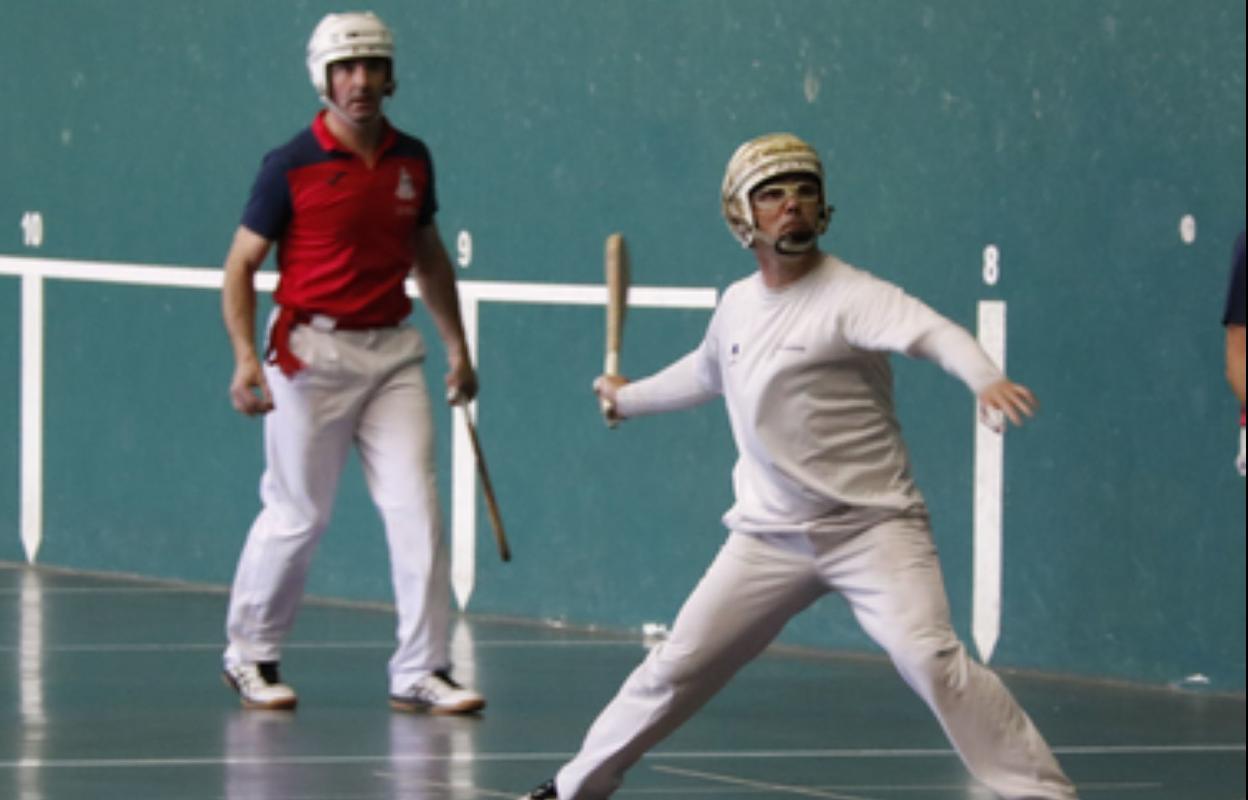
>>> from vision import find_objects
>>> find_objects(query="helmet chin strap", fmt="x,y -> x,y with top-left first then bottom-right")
753,229 -> 818,256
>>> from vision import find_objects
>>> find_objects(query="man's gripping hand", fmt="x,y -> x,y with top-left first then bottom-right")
977,379 -> 1037,433
230,354 -> 274,416
594,374 -> 630,424
445,357 -> 478,406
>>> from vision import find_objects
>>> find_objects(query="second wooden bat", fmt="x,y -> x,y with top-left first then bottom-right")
457,404 -> 511,562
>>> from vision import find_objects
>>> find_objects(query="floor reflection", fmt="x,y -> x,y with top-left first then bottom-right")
221,707 -> 485,799
17,567 -> 46,800
384,713 -> 481,800
222,711 -> 303,800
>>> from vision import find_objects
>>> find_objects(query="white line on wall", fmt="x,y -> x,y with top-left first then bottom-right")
20,273 -> 44,563
451,296 -> 480,610
973,300 -> 1006,663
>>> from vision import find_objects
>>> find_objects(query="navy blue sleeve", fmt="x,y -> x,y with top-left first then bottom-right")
240,149 -> 293,241
420,155 -> 438,226
1223,230 -> 1245,327
389,131 -> 438,226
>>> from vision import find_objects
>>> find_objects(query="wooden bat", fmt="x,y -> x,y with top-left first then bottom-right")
457,404 -> 511,562
602,232 -> 630,425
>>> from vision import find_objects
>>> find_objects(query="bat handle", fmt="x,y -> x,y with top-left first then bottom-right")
600,353 -> 621,429
600,398 -> 619,428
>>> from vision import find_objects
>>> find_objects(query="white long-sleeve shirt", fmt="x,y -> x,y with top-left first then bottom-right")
615,254 -> 1003,536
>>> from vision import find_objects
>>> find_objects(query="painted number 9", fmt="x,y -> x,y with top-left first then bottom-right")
456,230 -> 473,268
21,211 -> 44,248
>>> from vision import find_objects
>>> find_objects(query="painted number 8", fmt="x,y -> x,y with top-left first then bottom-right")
982,244 -> 1000,287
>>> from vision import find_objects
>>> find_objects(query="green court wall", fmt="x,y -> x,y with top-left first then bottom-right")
1,0 -> 1244,691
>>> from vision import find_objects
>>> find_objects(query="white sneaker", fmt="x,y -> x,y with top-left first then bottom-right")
389,670 -> 485,715
223,660 -> 298,710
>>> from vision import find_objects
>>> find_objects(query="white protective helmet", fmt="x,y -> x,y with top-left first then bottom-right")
306,11 -> 396,101
721,133 -> 832,249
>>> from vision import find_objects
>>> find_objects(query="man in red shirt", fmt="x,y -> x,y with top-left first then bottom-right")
219,11 -> 483,715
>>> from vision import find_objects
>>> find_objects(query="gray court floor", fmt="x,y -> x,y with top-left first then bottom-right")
1,562 -> 1243,800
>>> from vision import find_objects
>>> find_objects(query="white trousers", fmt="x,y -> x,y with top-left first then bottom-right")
556,519 -> 1077,800
225,322 -> 451,693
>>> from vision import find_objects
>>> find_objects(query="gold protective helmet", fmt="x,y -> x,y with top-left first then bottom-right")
721,133 -> 832,249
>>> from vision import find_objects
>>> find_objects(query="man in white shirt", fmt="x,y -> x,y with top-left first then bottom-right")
519,133 -> 1077,800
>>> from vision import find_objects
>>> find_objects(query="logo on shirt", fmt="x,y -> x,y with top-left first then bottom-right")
396,168 -> 417,201
729,342 -> 742,364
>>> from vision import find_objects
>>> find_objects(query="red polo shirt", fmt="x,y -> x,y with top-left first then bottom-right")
241,110 -> 437,326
